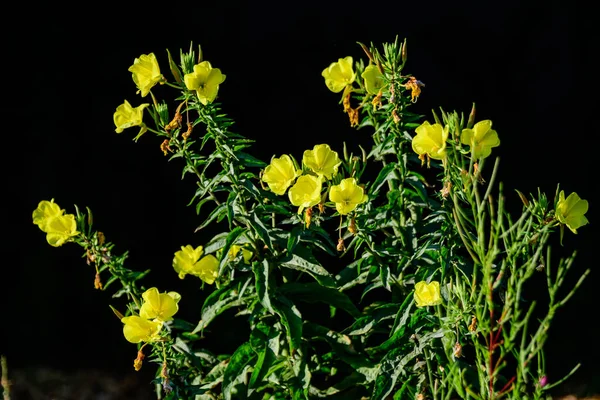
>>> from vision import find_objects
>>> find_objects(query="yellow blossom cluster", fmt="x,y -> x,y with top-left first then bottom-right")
261,144 -> 367,217
113,53 -> 226,141
121,287 -> 180,343
411,119 -> 500,166
32,200 -> 79,247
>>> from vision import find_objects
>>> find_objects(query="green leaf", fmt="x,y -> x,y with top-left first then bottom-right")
249,324 -> 280,389
287,226 -> 302,254
278,282 -> 361,318
272,295 -> 303,353
346,303 -> 399,336
222,342 -> 256,400
225,191 -> 237,230
199,359 -> 229,389
237,151 -> 267,168
369,162 -> 397,195
390,294 -> 414,335
166,48 -> 184,84
195,203 -> 227,232
218,227 -> 247,274
248,211 -> 273,250
380,265 -> 391,291
304,322 -> 374,370
300,225 -> 338,256
203,232 -> 229,254
372,348 -> 416,400
253,259 -> 274,313
240,178 -> 264,201
193,196 -> 214,216
280,249 -> 335,287
193,284 -> 255,333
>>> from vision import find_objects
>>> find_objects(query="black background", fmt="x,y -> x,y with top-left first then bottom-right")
5,0 -> 599,395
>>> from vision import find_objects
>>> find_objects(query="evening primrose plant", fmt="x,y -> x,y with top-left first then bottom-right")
33,38 -> 589,399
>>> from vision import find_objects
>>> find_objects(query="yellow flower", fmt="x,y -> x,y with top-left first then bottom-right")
32,200 -> 63,231
329,178 -> 368,215
288,175 -> 323,215
32,200 -> 78,246
302,144 -> 341,180
229,245 -> 253,264
44,214 -> 78,247
322,56 -> 356,93
414,281 -> 443,307
128,53 -> 163,97
556,191 -> 589,234
261,155 -> 300,195
139,287 -> 181,322
412,121 -> 449,160
460,120 -> 500,159
113,100 -> 150,141
172,245 -> 219,284
361,64 -> 386,95
184,61 -> 226,105
121,315 -> 163,343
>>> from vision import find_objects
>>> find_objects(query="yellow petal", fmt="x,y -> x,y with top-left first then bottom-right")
262,154 -> 299,195
121,316 -> 163,343
288,175 -> 323,214
173,245 -> 204,279
302,144 -> 341,179
139,287 -> 179,322
32,200 -> 63,231
193,254 -> 219,284
328,178 -> 366,215
361,64 -> 386,95
128,53 -> 162,97
44,214 -> 78,246
322,57 -> 355,93
414,281 -> 442,307
413,122 -> 447,160
472,120 -> 493,141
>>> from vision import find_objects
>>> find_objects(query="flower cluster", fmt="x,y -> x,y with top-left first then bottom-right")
411,119 -> 500,166
261,144 -> 367,220
32,200 -> 79,247
121,287 -> 180,344
113,53 -> 226,141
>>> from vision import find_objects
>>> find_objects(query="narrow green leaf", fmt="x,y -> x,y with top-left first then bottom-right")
287,226 -> 302,253
218,227 -> 247,274
248,212 -> 273,250
203,232 -> 229,254
225,191 -> 237,230
279,282 -> 361,318
166,48 -> 183,84
222,342 -> 256,400
195,203 -> 227,232
372,348 -> 416,400
369,162 -> 397,195
248,325 -> 279,388
193,285 -> 255,333
390,294 -> 414,335
280,250 -> 335,287
237,151 -> 267,168
253,259 -> 274,313
272,296 -> 303,353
